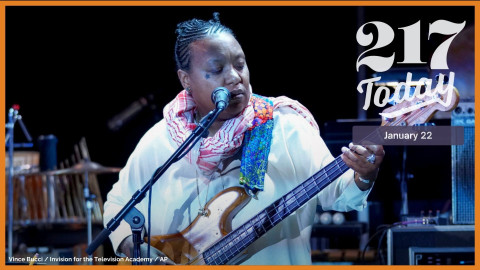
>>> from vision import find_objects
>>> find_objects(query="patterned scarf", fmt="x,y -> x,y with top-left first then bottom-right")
164,90 -> 319,194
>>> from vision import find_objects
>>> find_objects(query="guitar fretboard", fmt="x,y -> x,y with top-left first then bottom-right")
202,155 -> 350,265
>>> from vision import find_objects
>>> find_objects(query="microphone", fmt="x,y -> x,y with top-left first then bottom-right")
107,95 -> 154,131
211,87 -> 231,111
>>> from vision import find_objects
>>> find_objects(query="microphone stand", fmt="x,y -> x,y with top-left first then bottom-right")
86,106 -> 224,264
5,106 -> 33,261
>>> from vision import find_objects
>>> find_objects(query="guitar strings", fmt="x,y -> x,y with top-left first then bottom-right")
203,157 -> 350,264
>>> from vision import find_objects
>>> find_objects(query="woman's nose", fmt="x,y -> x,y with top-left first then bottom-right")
225,66 -> 241,85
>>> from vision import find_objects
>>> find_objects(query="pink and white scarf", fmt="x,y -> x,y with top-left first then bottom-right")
164,89 -> 319,175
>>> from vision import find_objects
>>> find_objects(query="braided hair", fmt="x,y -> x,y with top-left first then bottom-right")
174,12 -> 233,71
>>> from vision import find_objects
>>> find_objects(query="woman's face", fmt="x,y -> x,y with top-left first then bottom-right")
178,32 -> 251,121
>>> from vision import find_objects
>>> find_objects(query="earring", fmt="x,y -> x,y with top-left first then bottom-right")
186,87 -> 192,93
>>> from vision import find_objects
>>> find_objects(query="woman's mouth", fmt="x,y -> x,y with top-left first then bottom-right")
230,90 -> 245,100
231,93 -> 244,99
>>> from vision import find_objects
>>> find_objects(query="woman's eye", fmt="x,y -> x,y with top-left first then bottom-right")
211,68 -> 222,74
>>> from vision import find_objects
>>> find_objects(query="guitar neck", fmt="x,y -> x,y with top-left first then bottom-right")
201,155 -> 350,265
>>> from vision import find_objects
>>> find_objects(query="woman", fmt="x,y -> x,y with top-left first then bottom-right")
103,13 -> 384,265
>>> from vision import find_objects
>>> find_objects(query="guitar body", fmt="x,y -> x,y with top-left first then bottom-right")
146,186 -> 250,265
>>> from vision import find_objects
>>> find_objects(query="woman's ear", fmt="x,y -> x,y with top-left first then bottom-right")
177,69 -> 190,90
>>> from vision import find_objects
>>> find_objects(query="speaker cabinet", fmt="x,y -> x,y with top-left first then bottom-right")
451,101 -> 474,224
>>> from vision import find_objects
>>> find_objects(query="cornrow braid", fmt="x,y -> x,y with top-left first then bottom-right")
174,12 -> 233,71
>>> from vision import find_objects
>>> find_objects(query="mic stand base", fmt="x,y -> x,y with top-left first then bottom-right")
125,207 -> 145,265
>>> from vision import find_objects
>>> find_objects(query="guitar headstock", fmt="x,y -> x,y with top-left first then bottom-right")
380,85 -> 460,127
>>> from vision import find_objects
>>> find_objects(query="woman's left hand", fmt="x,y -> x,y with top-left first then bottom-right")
341,142 -> 385,190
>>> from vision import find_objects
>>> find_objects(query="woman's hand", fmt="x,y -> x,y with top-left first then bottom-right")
341,142 -> 385,191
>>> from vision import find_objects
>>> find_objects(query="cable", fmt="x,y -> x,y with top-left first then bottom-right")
361,224 -> 393,263
377,226 -> 390,264
361,219 -> 436,264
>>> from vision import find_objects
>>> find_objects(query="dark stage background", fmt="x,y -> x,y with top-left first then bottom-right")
5,5 -> 475,254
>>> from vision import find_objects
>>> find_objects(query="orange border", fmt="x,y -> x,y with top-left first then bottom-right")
1,1 -> 478,270
0,1 -> 478,6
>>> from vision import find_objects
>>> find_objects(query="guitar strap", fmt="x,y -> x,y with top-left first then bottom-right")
239,94 -> 274,198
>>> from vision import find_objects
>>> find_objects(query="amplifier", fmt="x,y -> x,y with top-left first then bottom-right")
387,225 -> 474,265
409,247 -> 474,265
